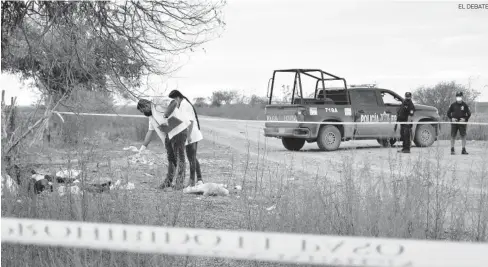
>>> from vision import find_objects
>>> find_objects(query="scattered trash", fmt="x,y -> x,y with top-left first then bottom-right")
28,169 -> 81,195
1,174 -> 18,197
144,173 -> 154,177
31,174 -> 47,181
128,150 -> 161,166
123,146 -> 139,153
86,177 -> 112,193
109,179 -> 135,191
56,169 -> 81,179
31,170 -> 78,184
234,185 -> 242,191
266,204 -> 277,211
183,181 -> 229,197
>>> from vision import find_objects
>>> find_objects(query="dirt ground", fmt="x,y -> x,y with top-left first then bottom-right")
199,116 -> 488,192
3,115 -> 486,267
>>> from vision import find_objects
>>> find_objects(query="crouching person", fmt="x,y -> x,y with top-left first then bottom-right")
137,93 -> 203,190
137,97 -> 189,190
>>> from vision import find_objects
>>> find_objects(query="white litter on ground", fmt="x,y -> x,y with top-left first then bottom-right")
1,174 -> 18,197
266,204 -> 277,211
123,146 -> 139,153
31,174 -> 47,181
183,181 -> 229,197
127,150 -> 163,166
56,178 -> 134,196
109,180 -> 135,191
56,169 -> 81,179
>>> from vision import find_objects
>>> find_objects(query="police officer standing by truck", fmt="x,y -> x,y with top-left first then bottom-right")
397,92 -> 416,153
447,91 -> 471,155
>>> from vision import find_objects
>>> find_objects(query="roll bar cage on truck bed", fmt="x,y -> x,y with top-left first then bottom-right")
264,69 -> 441,152
266,69 -> 350,105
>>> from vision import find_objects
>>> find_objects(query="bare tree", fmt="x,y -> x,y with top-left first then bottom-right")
1,0 -> 226,159
2,0 -> 226,99
413,81 -> 481,120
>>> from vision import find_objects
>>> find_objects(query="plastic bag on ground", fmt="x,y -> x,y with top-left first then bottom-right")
56,169 -> 81,179
109,179 -> 135,191
123,146 -> 139,153
183,181 -> 229,197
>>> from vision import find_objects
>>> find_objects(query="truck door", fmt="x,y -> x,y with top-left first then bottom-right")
349,89 -> 384,137
378,90 -> 403,139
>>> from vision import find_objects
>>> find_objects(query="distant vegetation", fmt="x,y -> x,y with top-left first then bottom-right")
193,90 -> 268,121
413,81 -> 481,120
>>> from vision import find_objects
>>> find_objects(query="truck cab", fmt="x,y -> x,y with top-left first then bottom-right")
264,69 -> 441,151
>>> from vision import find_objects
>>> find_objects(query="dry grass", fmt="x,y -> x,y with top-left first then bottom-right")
438,114 -> 488,141
2,109 -> 488,267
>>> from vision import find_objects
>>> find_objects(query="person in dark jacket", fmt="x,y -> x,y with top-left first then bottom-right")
397,92 -> 415,153
447,91 -> 471,155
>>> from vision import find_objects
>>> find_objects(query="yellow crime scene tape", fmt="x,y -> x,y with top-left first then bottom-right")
2,217 -> 488,267
54,111 -> 488,126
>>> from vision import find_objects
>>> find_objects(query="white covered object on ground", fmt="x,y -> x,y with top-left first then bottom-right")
31,174 -> 47,181
183,181 -> 229,197
1,174 -> 18,197
123,146 -> 139,153
56,169 -> 81,179
109,180 -> 135,191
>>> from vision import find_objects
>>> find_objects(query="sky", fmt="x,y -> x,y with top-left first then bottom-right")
2,0 -> 488,106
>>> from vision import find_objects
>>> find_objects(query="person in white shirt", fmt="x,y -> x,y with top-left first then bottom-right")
167,90 -> 204,187
137,92 -> 203,189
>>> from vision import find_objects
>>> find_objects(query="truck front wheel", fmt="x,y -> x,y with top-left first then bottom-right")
282,138 -> 305,151
317,125 -> 342,151
414,124 -> 436,147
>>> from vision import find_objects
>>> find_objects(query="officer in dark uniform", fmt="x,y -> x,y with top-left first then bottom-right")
447,91 -> 471,155
397,92 -> 415,153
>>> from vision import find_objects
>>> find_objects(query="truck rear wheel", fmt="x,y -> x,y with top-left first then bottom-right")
377,138 -> 397,147
282,138 -> 305,151
414,124 -> 436,147
317,125 -> 342,151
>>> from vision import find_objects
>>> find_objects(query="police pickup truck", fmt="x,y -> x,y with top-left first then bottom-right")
264,69 -> 441,151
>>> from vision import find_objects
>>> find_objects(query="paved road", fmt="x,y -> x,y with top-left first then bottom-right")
199,116 -> 487,191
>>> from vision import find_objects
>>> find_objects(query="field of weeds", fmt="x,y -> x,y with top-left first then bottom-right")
2,109 -> 488,267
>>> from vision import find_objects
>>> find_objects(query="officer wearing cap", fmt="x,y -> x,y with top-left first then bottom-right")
397,92 -> 415,153
447,91 -> 471,155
